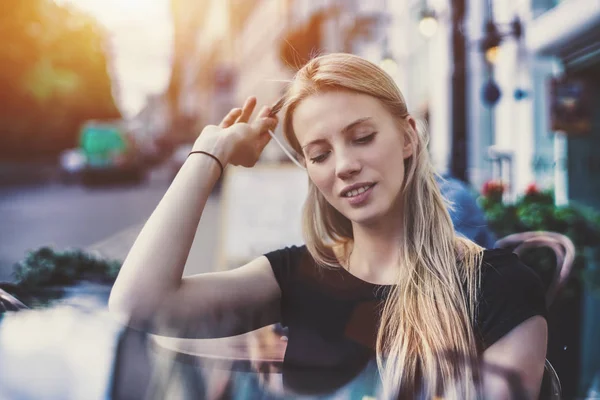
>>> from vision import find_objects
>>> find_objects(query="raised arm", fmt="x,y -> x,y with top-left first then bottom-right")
108,97 -> 281,338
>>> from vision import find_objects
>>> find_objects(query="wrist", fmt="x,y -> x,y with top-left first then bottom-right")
192,127 -> 234,165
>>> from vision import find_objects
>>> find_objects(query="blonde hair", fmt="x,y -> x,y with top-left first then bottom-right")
281,53 -> 484,399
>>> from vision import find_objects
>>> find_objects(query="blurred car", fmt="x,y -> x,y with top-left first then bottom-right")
79,120 -> 146,185
0,285 -> 276,400
58,148 -> 86,184
0,285 -> 120,399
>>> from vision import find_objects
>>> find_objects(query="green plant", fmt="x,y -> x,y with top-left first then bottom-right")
479,181 -> 600,296
13,246 -> 122,290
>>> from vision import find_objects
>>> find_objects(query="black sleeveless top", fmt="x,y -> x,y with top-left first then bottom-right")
263,246 -> 547,396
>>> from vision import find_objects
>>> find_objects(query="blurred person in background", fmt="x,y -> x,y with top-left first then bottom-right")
109,53 -> 546,399
436,174 -> 497,249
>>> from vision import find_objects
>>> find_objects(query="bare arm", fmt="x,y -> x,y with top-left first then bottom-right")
151,256 -> 282,338
108,97 -> 279,337
481,316 -> 548,399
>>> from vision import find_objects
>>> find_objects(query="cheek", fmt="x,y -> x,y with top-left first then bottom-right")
377,140 -> 407,172
308,169 -> 335,197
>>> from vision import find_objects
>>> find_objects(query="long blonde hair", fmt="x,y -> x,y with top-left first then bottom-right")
280,53 -> 484,399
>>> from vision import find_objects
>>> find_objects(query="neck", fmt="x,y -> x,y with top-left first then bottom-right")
348,210 -> 405,283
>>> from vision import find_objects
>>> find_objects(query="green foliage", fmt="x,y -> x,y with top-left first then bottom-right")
0,0 -> 120,158
13,246 -> 122,289
479,186 -> 600,296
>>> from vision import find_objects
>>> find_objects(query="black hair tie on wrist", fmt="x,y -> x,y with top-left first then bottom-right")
188,151 -> 224,177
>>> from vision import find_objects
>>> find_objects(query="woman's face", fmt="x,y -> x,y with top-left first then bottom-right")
293,90 -> 414,225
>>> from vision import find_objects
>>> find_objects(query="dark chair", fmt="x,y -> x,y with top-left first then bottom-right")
496,231 -> 575,399
495,231 -> 575,307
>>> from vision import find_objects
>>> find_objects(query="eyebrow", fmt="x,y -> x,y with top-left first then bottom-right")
301,117 -> 373,150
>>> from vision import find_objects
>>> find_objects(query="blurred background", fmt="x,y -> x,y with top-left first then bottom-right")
1,0 -> 599,398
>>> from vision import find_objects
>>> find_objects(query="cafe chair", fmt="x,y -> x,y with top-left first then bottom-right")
495,230 -> 575,307
495,230 -> 576,400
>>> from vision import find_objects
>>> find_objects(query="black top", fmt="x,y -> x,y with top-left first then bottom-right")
264,245 -> 547,395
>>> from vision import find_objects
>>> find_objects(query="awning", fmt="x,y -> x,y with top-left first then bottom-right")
527,0 -> 600,70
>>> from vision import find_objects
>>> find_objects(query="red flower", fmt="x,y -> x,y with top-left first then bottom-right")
482,179 -> 505,198
525,183 -> 540,196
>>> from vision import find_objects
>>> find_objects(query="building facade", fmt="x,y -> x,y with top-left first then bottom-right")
466,0 -> 600,210
169,0 -> 599,207
466,0 -> 600,395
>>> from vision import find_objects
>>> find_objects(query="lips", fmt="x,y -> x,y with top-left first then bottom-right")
344,183 -> 376,206
340,183 -> 376,198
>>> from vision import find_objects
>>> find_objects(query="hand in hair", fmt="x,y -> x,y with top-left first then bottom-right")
194,96 -> 279,168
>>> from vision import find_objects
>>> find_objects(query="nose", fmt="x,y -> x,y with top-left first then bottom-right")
335,149 -> 361,180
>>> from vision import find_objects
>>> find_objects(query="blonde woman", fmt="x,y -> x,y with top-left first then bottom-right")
109,53 -> 548,399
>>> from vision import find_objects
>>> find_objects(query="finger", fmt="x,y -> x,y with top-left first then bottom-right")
236,96 -> 257,123
250,118 -> 276,141
219,108 -> 242,128
259,116 -> 279,133
256,105 -> 271,120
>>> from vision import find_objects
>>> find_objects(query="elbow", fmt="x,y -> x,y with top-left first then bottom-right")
108,286 -> 171,333
107,289 -> 125,316
107,288 -> 149,327
108,298 -> 156,333
107,289 -> 135,324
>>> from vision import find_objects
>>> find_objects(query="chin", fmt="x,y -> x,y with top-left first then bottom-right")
342,203 -> 387,226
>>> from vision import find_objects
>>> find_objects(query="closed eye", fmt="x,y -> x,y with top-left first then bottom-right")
354,132 -> 376,144
309,133 -> 375,163
309,151 -> 330,164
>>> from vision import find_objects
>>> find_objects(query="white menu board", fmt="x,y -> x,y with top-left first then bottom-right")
218,164 -> 308,270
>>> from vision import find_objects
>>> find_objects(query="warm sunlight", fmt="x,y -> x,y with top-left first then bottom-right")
51,0 -> 173,117
56,0 -> 151,11
54,0 -> 163,25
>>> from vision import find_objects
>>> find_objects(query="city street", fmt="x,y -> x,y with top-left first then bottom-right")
0,168 -> 221,282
